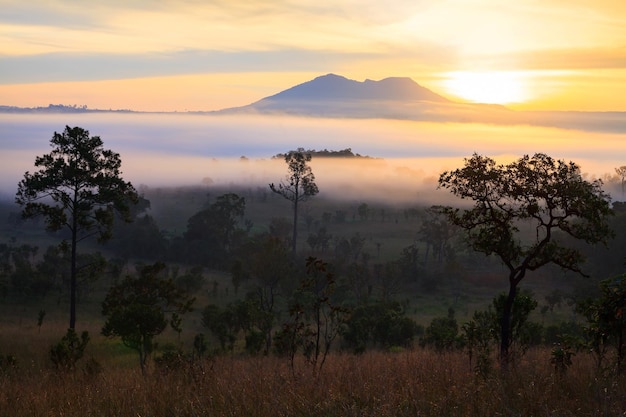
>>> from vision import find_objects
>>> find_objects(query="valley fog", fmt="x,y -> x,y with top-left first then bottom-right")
1,112 -> 624,202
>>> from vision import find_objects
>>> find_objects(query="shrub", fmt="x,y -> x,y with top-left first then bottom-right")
420,308 -> 463,351
49,328 -> 90,371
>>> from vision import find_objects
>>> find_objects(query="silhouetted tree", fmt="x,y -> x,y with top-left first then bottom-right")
616,166 -> 626,195
16,126 -> 138,329
438,153 -> 612,370
270,149 -> 319,255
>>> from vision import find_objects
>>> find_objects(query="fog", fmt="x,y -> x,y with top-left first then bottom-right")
1,112 -> 625,203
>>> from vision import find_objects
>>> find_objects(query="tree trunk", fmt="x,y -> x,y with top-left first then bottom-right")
69,209 -> 78,330
500,280 -> 516,372
292,196 -> 299,256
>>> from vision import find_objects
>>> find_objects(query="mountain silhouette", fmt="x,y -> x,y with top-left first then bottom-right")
215,73 -> 461,117
8,74 -> 618,134
263,73 -> 451,103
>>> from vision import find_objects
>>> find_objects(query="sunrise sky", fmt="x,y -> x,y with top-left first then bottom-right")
1,0 -> 625,112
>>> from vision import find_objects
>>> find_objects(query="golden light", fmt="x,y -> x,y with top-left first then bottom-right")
442,71 -> 529,105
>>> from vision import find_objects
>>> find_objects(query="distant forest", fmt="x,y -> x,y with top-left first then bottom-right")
0,104 -> 135,113
273,148 -> 373,159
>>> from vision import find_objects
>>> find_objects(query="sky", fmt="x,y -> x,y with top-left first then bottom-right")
1,0 -> 626,112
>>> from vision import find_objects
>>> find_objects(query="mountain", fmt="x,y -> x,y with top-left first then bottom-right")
212,74 -> 625,133
214,73 -> 465,118
263,73 -> 450,103
3,74 -> 623,134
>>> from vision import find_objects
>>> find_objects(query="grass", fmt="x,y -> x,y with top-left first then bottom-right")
0,339 -> 624,417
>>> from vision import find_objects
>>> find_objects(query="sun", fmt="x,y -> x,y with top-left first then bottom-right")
442,71 -> 529,105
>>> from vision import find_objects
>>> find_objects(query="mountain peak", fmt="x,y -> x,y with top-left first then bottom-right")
262,74 -> 450,103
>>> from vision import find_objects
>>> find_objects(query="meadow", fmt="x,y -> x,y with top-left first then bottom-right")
0,319 -> 624,417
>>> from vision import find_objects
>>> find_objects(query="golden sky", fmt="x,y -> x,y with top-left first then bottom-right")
1,0 -> 625,112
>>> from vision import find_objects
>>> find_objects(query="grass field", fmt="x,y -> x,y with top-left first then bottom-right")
0,328 -> 624,417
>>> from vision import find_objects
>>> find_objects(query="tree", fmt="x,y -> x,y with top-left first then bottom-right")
341,301 -> 420,353
577,274 -> 626,374
437,153 -> 612,369
16,126 -> 138,329
420,308 -> 462,351
284,257 -> 349,371
184,193 -> 246,267
270,149 -> 319,255
418,207 -> 456,263
616,166 -> 626,195
247,236 -> 294,353
101,262 -> 194,374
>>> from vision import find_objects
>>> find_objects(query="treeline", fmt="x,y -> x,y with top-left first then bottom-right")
0,104 -> 134,113
2,190 -> 626,373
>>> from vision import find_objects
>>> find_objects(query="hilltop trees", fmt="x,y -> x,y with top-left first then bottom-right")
437,153 -> 613,369
270,148 -> 319,255
16,126 -> 138,329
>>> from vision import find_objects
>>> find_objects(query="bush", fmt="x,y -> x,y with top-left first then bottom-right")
420,308 -> 463,351
49,329 -> 90,371
0,353 -> 17,375
342,302 -> 420,352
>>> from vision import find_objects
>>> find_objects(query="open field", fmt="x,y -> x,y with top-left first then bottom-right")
0,331 -> 624,417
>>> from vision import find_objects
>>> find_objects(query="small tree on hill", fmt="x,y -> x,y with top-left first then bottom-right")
270,149 -> 319,255
16,126 -> 138,329
438,153 -> 612,370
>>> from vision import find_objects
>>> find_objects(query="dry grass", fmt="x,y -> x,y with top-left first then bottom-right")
0,344 -> 624,417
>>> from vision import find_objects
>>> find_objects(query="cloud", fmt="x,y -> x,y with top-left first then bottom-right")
0,49 -> 377,84
2,113 -> 624,203
472,47 -> 626,71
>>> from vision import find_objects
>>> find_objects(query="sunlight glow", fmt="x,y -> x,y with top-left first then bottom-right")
443,71 -> 529,105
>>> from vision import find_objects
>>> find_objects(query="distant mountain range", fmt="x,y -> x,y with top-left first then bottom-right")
2,74 -> 625,133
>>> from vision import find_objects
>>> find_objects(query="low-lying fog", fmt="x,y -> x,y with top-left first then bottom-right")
1,112 -> 625,204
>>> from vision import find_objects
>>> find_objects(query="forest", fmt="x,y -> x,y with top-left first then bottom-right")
1,128 -> 626,416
